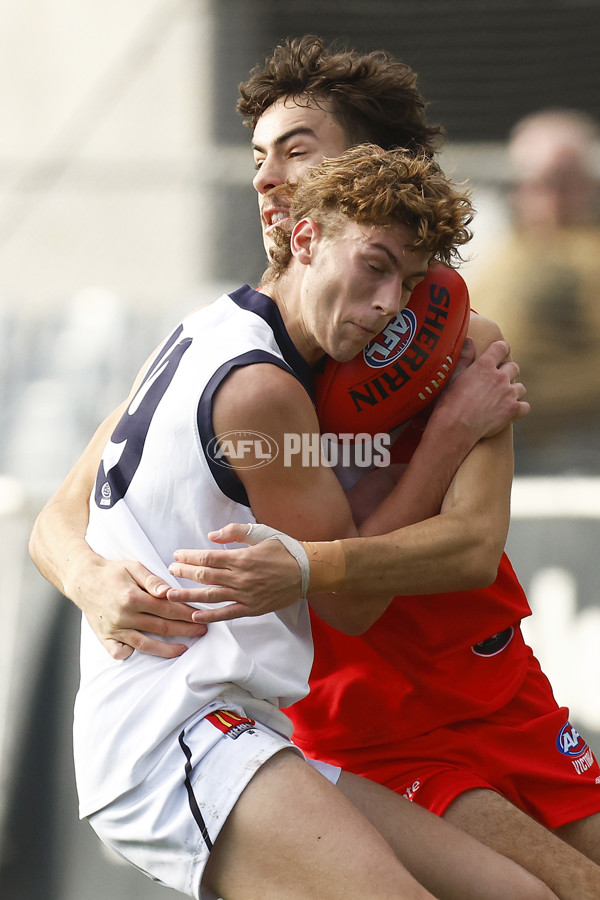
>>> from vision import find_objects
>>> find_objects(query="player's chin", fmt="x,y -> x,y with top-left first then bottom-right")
328,345 -> 363,363
328,334 -> 370,362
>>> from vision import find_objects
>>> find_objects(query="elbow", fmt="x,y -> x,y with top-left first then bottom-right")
28,516 -> 41,567
28,495 -> 56,569
465,560 -> 500,590
313,608 -> 373,637
460,533 -> 504,589
335,617 -> 374,637
331,597 -> 395,636
310,594 -> 392,636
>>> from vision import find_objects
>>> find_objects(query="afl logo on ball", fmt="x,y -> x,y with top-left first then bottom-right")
556,722 -> 589,758
363,309 -> 417,368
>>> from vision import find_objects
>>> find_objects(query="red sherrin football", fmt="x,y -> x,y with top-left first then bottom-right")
315,263 -> 470,437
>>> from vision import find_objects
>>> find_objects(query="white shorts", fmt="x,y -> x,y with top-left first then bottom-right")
88,699 -> 341,900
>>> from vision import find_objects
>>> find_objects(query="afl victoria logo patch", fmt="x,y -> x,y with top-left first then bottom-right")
556,722 -> 589,758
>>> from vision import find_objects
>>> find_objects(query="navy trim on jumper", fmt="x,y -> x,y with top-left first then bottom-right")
229,285 -> 314,399
197,350 -> 294,507
197,286 -> 316,506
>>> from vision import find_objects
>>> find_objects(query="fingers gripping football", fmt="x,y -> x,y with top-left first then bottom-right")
432,339 -> 530,440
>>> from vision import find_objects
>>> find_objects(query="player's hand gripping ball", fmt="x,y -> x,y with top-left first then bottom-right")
315,263 -> 470,438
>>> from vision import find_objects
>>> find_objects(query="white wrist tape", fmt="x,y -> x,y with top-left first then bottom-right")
245,523 -> 310,598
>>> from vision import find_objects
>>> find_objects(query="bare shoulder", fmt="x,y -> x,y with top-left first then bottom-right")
213,363 -> 315,434
467,310 -> 505,355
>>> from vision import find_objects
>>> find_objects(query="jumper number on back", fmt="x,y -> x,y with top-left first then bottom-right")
94,327 -> 192,509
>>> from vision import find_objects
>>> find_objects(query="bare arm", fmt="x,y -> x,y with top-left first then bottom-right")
30,402 -> 124,601
170,318 -> 527,631
342,424 -> 513,596
197,361 -> 394,634
340,313 -> 518,595
357,316 -> 519,534
173,425 -> 512,629
29,352 -> 207,659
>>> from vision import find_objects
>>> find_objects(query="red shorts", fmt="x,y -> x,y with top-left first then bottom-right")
335,655 -> 600,830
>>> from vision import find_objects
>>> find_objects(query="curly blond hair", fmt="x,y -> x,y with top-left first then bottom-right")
264,144 -> 474,281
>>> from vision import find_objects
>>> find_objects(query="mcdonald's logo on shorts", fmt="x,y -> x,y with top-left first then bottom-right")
206,709 -> 256,739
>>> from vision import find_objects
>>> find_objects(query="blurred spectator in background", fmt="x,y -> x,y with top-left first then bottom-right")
470,109 -> 600,474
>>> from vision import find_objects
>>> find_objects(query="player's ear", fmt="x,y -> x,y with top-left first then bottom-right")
290,217 -> 321,265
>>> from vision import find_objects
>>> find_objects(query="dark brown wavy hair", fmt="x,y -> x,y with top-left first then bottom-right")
238,35 -> 444,156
